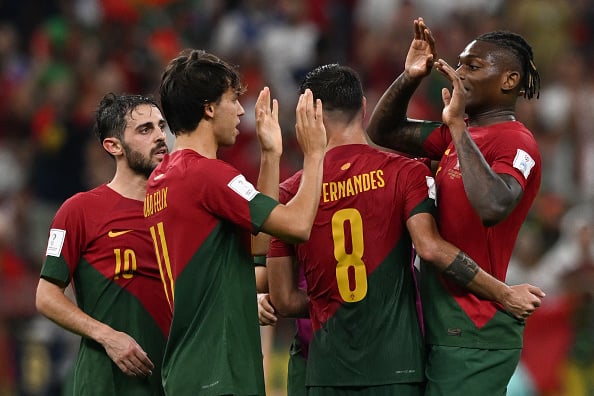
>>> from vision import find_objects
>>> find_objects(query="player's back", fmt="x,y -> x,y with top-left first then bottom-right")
281,143 -> 433,387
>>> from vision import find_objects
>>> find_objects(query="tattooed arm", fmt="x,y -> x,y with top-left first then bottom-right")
367,18 -> 438,156
407,213 -> 545,319
435,59 -> 524,226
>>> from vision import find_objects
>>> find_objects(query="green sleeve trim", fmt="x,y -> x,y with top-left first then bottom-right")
253,255 -> 266,267
418,120 -> 442,143
409,197 -> 436,218
249,193 -> 280,233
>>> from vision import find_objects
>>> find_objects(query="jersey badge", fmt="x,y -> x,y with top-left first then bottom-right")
513,149 -> 535,179
228,175 -> 258,201
46,229 -> 66,257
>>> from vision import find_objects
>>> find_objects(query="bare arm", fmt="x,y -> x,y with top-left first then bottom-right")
367,17 -> 437,156
435,59 -> 524,225
252,87 -> 282,255
267,256 -> 309,318
35,278 -> 154,376
407,213 -> 545,319
260,89 -> 326,243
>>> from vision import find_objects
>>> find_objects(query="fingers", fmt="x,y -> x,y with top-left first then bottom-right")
255,86 -> 271,121
272,98 -> 278,121
441,87 -> 451,106
257,293 -> 278,326
435,59 -> 456,81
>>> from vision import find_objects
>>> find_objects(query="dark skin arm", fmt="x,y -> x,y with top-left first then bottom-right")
367,17 -> 436,156
369,17 -> 524,226
435,59 -> 524,225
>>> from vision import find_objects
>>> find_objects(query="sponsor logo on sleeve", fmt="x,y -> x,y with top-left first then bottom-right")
227,175 -> 258,201
513,149 -> 535,179
46,229 -> 66,257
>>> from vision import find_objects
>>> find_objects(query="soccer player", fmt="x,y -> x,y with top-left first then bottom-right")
145,49 -> 326,395
266,64 -> 543,395
35,93 -> 171,395
366,18 -> 545,395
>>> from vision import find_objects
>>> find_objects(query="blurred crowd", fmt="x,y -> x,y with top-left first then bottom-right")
0,0 -> 592,395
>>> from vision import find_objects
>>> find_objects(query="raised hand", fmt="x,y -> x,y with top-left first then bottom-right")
295,89 -> 327,157
405,17 -> 437,79
435,58 -> 467,129
255,86 -> 282,157
102,329 -> 155,377
501,284 -> 545,320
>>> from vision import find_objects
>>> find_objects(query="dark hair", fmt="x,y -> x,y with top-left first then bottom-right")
159,49 -> 245,136
93,93 -> 159,142
299,64 -> 364,120
475,31 -> 541,100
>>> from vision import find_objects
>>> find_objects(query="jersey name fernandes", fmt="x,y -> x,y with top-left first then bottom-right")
322,169 -> 385,203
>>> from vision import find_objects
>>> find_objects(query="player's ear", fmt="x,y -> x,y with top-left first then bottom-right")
103,137 -> 122,156
204,102 -> 215,119
502,70 -> 520,92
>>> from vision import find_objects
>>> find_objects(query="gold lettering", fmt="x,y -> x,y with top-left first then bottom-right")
330,182 -> 338,202
144,187 -> 168,217
345,178 -> 355,197
353,175 -> 362,194
376,170 -> 385,188
320,170 -> 387,203
362,173 -> 371,191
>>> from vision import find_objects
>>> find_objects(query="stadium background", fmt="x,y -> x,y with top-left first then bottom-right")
0,0 -> 592,395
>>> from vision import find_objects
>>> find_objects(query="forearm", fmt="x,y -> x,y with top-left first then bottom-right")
367,72 -> 425,154
252,152 -> 281,255
450,125 -> 519,225
439,251 -> 510,304
36,279 -> 113,344
271,288 -> 309,318
264,152 -> 324,243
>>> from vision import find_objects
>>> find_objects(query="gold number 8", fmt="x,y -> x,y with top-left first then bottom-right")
332,208 -> 367,302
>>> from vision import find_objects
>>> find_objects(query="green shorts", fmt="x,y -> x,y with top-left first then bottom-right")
307,383 -> 423,396
424,345 -> 521,396
287,336 -> 307,396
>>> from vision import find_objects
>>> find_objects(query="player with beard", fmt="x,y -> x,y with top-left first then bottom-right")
36,93 -> 171,395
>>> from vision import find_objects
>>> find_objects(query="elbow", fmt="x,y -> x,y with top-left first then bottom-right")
269,293 -> 293,318
284,222 -> 311,244
35,287 -> 48,316
413,240 -> 441,264
477,204 -> 512,227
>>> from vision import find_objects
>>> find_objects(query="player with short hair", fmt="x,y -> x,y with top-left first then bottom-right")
36,93 -> 171,395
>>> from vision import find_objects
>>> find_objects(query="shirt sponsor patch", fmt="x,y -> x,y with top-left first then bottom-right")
46,229 -> 66,257
227,175 -> 258,201
513,149 -> 535,179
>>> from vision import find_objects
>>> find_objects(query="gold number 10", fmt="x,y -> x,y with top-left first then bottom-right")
332,208 -> 367,302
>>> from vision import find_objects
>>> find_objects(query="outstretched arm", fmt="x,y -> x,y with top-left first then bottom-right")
407,213 -> 545,319
36,278 -> 155,376
367,17 -> 437,155
261,89 -> 326,243
252,87 -> 282,255
435,59 -> 524,225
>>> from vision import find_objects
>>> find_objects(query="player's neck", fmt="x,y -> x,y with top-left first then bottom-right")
326,125 -> 367,151
107,169 -> 148,201
173,132 -> 218,159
